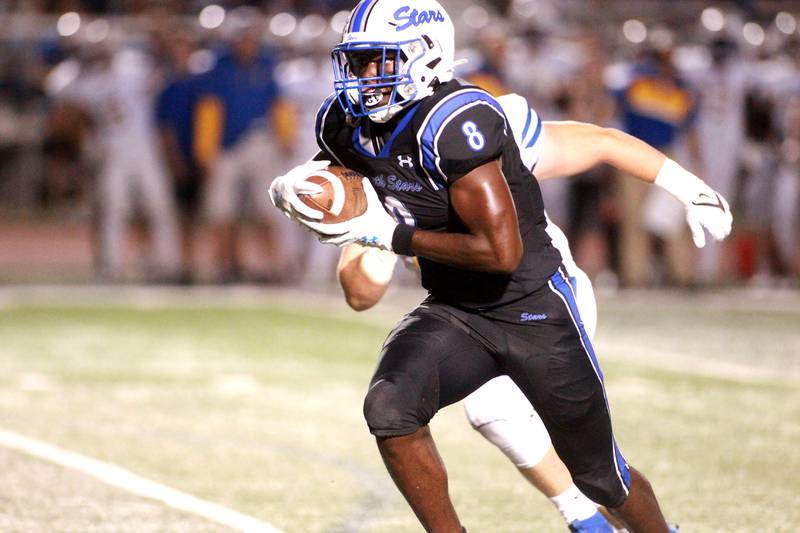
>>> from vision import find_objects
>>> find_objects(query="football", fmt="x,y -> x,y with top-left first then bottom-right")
297,165 -> 368,223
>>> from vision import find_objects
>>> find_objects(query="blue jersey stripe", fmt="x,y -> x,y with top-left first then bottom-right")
525,113 -> 542,148
378,102 -> 422,158
420,90 -> 504,181
521,107 -> 533,143
614,443 -> 631,488
350,0 -> 376,32
315,93 -> 337,143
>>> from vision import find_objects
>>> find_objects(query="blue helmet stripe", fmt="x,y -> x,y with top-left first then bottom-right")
350,0 -> 377,32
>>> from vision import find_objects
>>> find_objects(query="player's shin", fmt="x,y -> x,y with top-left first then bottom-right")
376,426 -> 463,533
606,466 -> 669,533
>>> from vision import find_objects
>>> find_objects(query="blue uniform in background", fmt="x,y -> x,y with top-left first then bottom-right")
156,72 -> 202,209
615,63 -> 697,150
203,48 -> 280,149
156,74 -> 199,165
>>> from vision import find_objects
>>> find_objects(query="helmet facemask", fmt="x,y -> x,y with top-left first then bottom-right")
332,37 -> 430,123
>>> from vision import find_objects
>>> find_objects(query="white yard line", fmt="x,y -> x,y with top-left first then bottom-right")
596,339 -> 793,383
0,429 -> 284,533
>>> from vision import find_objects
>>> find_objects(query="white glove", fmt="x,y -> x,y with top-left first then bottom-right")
268,159 -> 331,220
298,178 -> 399,251
655,159 -> 733,248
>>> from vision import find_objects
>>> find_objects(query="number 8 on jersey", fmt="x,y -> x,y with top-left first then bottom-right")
461,121 -> 485,151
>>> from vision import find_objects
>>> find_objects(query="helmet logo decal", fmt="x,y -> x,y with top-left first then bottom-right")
392,7 -> 445,31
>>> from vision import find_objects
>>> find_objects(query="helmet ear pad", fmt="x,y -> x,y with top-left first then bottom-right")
408,34 -> 452,92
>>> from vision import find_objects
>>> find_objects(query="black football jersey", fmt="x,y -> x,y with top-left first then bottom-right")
315,79 -> 561,311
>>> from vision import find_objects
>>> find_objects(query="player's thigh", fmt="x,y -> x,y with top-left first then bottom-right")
364,305 -> 500,437
505,269 -> 628,506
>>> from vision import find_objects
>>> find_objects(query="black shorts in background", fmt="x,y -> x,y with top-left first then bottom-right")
174,165 -> 203,214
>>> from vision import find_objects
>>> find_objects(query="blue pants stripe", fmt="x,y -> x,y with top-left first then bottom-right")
549,267 -> 631,491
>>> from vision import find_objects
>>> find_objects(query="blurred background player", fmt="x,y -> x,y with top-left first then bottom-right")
155,28 -> 204,285
46,32 -> 180,282
610,44 -> 699,288
686,36 -> 754,286
194,8 -> 297,283
1,1 -> 795,289
274,35 -> 344,287
553,33 -> 617,282
774,47 -> 800,280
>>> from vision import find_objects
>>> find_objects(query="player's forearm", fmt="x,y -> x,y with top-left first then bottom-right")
538,122 -> 665,182
599,127 -> 666,183
337,245 -> 395,311
409,229 -> 521,274
407,159 -> 522,274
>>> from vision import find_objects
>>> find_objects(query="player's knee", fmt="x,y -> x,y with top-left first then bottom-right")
464,392 -> 503,430
363,375 -> 429,437
571,466 -> 630,508
463,376 -> 534,429
472,417 -> 552,468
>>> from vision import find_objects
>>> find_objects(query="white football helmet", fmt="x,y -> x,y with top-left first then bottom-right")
331,0 -> 456,123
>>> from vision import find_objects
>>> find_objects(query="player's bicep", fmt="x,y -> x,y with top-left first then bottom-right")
449,160 -> 522,270
534,121 -> 608,180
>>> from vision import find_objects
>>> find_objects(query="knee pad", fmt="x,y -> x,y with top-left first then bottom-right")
472,416 -> 552,469
464,376 -> 535,428
363,374 -> 432,437
568,443 -> 631,508
463,376 -> 552,468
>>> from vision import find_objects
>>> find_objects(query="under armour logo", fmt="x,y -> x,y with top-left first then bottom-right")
397,155 -> 414,168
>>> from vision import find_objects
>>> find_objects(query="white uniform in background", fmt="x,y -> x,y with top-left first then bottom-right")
463,95 -> 598,469
687,58 -> 754,283
758,57 -> 800,272
276,56 -> 345,285
51,47 -> 180,279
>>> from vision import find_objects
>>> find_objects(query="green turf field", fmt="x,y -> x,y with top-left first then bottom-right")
0,287 -> 798,532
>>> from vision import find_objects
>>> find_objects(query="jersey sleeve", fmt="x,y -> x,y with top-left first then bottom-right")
497,93 -> 544,170
418,89 -> 508,185
314,92 -> 344,164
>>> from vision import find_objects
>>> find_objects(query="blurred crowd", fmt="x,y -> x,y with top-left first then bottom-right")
1,0 -> 799,289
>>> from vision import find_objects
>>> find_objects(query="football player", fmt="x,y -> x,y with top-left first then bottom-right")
333,89 -> 716,532
270,1 -> 731,531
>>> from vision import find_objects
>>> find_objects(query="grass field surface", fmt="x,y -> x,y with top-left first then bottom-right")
0,286 -> 798,532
